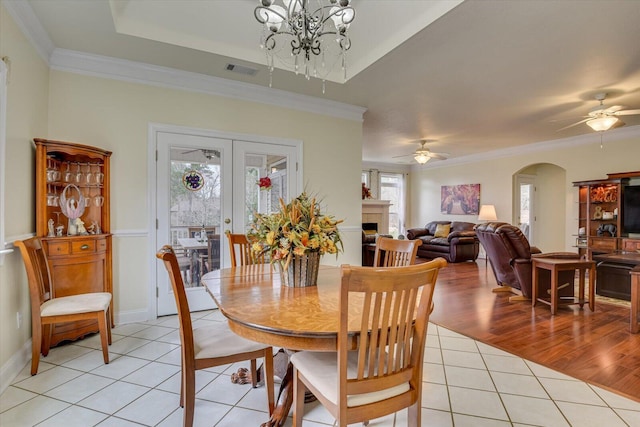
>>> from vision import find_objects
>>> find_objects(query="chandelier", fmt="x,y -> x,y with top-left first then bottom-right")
254,0 -> 355,92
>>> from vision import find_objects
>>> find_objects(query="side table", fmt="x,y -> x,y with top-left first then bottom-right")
631,265 -> 640,333
532,258 -> 595,315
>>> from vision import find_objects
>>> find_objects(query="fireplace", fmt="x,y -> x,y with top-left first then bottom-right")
362,200 -> 391,235
362,222 -> 378,232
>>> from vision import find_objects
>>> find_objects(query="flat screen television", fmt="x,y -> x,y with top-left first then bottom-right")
623,185 -> 640,235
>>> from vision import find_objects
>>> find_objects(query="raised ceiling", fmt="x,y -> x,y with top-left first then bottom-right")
18,0 -> 640,164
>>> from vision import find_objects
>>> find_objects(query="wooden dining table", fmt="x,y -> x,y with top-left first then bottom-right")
201,264 -> 358,427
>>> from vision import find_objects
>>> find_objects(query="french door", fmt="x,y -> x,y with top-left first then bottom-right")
155,131 -> 299,316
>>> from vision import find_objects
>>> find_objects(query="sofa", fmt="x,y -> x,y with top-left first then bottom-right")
406,221 -> 479,263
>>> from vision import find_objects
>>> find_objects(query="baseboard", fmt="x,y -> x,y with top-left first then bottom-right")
115,308 -> 151,325
0,339 -> 31,395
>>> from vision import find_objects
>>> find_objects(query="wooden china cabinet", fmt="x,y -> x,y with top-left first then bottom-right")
34,138 -> 113,346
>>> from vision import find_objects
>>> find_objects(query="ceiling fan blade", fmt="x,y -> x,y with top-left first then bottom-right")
557,117 -> 591,131
181,149 -> 201,154
392,153 -> 414,158
614,109 -> 640,116
604,105 -> 624,114
428,152 -> 449,160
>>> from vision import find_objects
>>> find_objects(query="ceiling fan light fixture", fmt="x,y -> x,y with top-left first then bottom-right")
414,153 -> 430,164
586,116 -> 619,132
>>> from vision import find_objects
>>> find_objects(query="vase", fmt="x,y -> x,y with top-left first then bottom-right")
279,251 -> 320,287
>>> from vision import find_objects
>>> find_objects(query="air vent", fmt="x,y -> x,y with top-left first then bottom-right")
225,63 -> 259,76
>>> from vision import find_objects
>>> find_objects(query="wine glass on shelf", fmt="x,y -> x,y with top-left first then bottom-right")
53,161 -> 61,181
74,162 -> 84,184
84,163 -> 93,185
63,162 -> 73,183
46,157 -> 56,182
94,164 -> 104,185
47,184 -> 56,206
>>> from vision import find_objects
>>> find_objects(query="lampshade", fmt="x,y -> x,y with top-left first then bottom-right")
478,204 -> 497,221
414,153 -> 430,164
586,116 -> 619,132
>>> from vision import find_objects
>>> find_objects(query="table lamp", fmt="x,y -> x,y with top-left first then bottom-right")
478,204 -> 497,266
478,204 -> 497,222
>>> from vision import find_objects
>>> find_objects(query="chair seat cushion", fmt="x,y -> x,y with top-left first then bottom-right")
290,351 -> 410,407
41,292 -> 111,317
193,323 -> 270,359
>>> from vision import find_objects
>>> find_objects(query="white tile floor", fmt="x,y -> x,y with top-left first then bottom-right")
1,309 -> 639,427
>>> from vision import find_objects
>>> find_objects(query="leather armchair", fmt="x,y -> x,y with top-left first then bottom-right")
474,222 -> 579,299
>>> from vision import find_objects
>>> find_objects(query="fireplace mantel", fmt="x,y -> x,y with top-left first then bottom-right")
362,200 -> 391,235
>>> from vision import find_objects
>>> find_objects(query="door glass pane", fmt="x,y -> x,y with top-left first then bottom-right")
244,154 -> 287,231
170,148 -> 221,287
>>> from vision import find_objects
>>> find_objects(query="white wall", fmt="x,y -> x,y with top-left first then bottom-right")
408,132 -> 640,253
0,3 -> 49,386
46,70 -> 363,322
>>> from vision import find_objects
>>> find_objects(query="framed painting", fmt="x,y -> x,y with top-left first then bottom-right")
441,184 -> 480,215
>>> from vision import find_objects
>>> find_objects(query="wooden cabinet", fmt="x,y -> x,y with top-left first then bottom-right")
574,172 -> 640,260
573,178 -> 625,259
622,238 -> 640,252
34,138 -> 113,346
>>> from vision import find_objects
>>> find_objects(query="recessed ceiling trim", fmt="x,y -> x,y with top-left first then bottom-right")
49,48 -> 366,122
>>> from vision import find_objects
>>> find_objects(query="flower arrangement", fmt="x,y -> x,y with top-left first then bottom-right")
362,182 -> 372,200
258,176 -> 272,191
248,192 -> 343,271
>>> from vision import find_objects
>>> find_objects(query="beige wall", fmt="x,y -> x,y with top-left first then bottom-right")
0,4 -> 49,377
408,135 -> 640,252
46,70 -> 363,320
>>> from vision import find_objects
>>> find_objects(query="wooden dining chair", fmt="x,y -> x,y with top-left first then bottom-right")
14,237 -> 112,375
205,234 -> 221,272
226,232 -> 263,267
290,258 -> 447,427
156,245 -> 274,427
373,236 -> 421,267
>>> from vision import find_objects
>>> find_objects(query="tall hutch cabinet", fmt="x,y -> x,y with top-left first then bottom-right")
573,171 -> 640,259
34,138 -> 113,346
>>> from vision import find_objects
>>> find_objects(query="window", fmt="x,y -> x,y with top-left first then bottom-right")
361,171 -> 369,188
379,173 -> 405,237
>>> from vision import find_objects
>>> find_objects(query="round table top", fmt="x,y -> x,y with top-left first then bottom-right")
201,264 -> 357,351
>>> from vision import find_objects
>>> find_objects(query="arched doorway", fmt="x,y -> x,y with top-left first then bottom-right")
513,163 -> 566,251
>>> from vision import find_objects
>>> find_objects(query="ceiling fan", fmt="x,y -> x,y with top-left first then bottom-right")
393,140 -> 449,164
559,93 -> 640,132
181,148 -> 220,160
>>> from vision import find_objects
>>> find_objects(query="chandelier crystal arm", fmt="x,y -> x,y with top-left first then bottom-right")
254,0 -> 355,91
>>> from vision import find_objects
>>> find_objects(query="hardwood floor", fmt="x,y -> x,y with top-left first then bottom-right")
428,259 -> 640,403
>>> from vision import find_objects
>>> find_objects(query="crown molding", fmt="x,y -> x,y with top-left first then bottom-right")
2,0 -> 54,64
49,49 -> 366,122
409,125 -> 640,171
4,0 -> 365,122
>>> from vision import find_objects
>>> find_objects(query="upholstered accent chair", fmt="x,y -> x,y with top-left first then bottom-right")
475,222 -> 579,300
